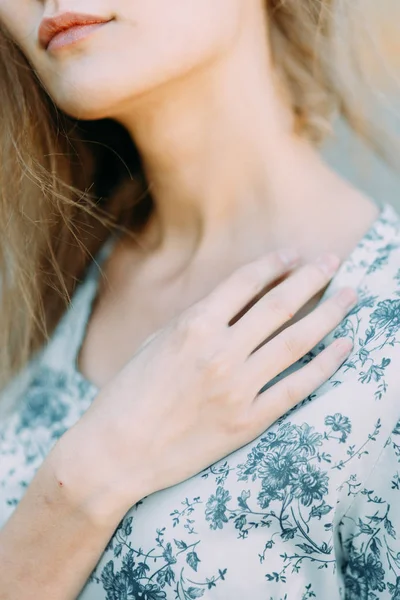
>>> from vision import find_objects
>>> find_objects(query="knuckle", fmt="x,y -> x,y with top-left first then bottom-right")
203,350 -> 232,380
333,289 -> 357,313
259,251 -> 287,271
225,411 -> 252,437
314,354 -> 332,380
280,333 -> 301,358
309,262 -> 330,284
321,299 -> 345,328
330,300 -> 347,322
270,251 -> 292,273
281,379 -> 298,407
267,296 -> 293,322
237,263 -> 264,294
177,304 -> 211,339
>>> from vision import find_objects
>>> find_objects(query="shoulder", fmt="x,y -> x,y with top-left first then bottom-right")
361,201 -> 400,280
342,201 -> 400,298
345,202 -> 400,404
332,201 -> 400,406
262,201 -> 400,518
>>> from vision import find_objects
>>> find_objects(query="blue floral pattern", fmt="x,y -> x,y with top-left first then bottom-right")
0,203 -> 400,599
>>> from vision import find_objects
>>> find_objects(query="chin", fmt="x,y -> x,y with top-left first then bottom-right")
39,53 -> 190,122
36,25 -> 234,122
41,66 -> 146,121
50,81 -> 123,121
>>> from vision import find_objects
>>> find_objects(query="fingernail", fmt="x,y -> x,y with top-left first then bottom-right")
336,288 -> 358,310
315,253 -> 341,277
334,337 -> 354,357
279,248 -> 300,267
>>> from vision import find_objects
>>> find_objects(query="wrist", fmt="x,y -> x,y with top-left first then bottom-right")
46,425 -> 149,529
0,437 -> 134,599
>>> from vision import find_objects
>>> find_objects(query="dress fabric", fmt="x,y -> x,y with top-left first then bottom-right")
1,203 -> 400,600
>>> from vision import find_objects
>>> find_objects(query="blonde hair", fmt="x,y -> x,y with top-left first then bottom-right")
0,0 -> 398,386
269,0 -> 399,153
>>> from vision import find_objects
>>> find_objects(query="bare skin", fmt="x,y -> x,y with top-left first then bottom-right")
0,250 -> 357,599
0,1 -> 377,387
79,182 -> 377,389
0,0 -> 378,597
74,4 -> 378,387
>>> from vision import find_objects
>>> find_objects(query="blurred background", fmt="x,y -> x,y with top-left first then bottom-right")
323,118 -> 400,210
322,0 -> 399,211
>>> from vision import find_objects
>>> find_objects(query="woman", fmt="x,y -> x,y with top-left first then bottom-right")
0,1 -> 399,598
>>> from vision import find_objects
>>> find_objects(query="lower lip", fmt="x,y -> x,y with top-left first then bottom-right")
47,22 -> 110,52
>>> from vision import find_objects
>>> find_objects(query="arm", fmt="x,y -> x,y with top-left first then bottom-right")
0,251 -> 354,598
0,432 -> 141,600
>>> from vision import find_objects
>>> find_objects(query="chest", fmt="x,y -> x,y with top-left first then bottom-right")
77,275 -> 210,389
1,205 -> 399,598
77,257 -> 324,391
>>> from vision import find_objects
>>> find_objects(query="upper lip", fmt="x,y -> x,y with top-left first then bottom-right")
38,12 -> 111,49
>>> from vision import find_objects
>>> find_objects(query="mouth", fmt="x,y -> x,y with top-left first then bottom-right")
38,12 -> 113,51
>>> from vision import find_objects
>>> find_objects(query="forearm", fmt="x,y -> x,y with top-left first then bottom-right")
0,434 -> 140,600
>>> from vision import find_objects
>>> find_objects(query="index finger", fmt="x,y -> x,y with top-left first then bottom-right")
204,250 -> 300,324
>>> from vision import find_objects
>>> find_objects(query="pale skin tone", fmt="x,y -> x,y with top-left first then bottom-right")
0,0 -> 380,597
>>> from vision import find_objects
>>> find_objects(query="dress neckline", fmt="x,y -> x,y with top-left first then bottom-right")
46,202 -> 400,397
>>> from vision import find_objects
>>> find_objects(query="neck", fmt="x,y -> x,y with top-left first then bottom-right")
111,8 -> 372,267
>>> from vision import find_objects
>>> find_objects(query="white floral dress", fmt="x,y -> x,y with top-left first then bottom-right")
1,203 -> 400,600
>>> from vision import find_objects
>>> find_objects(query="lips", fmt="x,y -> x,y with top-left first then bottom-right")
38,12 -> 112,50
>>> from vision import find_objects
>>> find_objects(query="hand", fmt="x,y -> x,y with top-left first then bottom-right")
52,250 -> 356,524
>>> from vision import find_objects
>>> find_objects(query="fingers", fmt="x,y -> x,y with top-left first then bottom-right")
204,249 -> 300,323
248,337 -> 353,438
228,253 -> 341,358
244,286 -> 358,393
